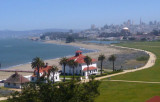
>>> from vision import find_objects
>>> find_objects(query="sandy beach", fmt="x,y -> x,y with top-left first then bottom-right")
0,40 -> 135,80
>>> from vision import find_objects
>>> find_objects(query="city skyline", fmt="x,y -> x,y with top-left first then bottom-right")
0,0 -> 160,30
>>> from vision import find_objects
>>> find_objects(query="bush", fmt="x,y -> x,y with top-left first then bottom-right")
136,56 -> 149,61
89,75 -> 96,80
95,69 -> 123,78
141,38 -> 147,41
108,69 -> 123,74
95,73 -> 108,77
8,80 -> 101,102
66,36 -> 75,43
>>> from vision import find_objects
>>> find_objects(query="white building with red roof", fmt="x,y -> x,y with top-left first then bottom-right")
31,64 -> 60,82
62,50 -> 98,78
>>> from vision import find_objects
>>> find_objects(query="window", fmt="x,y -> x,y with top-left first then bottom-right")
32,77 -> 34,81
8,83 -> 10,86
56,77 -> 57,79
90,70 -> 91,73
80,70 -> 81,73
14,83 -> 16,86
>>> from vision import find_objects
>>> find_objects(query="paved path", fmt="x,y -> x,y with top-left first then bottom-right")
102,80 -> 160,84
94,45 -> 157,81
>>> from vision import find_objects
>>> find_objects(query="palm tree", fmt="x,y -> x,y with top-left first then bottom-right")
68,60 -> 78,80
48,65 -> 58,84
108,55 -> 116,71
98,54 -> 105,75
84,56 -> 92,77
31,57 -> 44,80
59,57 -> 68,82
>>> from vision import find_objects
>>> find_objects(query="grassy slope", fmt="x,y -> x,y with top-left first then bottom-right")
111,42 -> 160,81
0,101 -> 7,102
95,41 -> 160,102
95,81 -> 160,102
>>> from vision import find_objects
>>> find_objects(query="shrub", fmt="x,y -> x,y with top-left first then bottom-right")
95,69 -> 123,78
8,80 -> 101,102
136,56 -> 149,61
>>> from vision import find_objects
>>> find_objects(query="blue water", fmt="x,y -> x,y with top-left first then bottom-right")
84,40 -> 120,44
0,39 -> 93,69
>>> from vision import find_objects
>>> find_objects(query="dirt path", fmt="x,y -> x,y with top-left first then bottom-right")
0,97 -> 7,101
102,80 -> 160,84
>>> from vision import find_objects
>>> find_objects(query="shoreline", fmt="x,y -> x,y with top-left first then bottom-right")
0,40 -> 135,80
1,43 -> 96,70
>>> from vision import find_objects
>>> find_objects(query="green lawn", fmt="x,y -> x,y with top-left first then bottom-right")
95,41 -> 160,102
0,100 -> 7,102
60,75 -> 83,78
95,81 -> 160,102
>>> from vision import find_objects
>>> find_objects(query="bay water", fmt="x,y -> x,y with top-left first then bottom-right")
0,39 -> 93,69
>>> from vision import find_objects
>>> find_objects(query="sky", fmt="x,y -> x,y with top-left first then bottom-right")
0,0 -> 160,31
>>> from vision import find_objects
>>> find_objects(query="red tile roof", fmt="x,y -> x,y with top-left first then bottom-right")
83,66 -> 97,71
32,66 -> 52,77
35,66 -> 52,73
146,96 -> 160,102
68,51 -> 96,64
76,50 -> 82,53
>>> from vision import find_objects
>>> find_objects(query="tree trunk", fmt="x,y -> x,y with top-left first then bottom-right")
101,61 -> 103,75
52,72 -> 55,84
37,66 -> 39,80
113,61 -> 115,71
47,73 -> 50,83
73,67 -> 75,80
63,65 -> 66,82
87,65 -> 89,78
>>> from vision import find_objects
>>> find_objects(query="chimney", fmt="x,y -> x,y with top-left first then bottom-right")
75,50 -> 82,56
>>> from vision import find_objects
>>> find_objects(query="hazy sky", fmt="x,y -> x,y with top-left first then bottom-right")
0,0 -> 160,30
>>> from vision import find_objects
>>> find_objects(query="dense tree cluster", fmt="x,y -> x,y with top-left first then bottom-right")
40,32 -> 84,41
150,29 -> 160,36
66,36 -> 75,43
40,32 -> 69,40
8,80 -> 101,102
99,32 -> 131,38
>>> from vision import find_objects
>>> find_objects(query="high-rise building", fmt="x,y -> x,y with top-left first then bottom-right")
140,18 -> 142,25
91,24 -> 96,30
127,20 -> 131,26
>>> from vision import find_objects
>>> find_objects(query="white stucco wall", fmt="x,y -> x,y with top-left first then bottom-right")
62,63 -> 98,76
31,72 -> 60,82
48,72 -> 60,82
81,63 -> 97,70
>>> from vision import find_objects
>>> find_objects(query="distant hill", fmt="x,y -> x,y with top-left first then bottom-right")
0,28 -> 81,39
